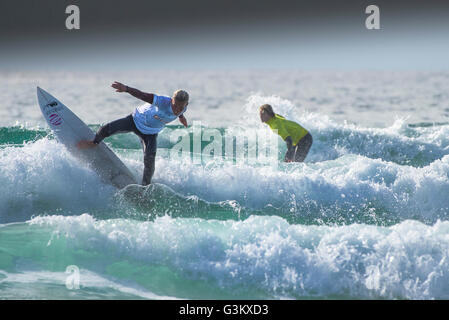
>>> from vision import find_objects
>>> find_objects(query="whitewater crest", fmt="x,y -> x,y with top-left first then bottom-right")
1,94 -> 449,225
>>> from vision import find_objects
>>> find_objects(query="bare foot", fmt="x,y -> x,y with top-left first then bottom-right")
77,140 -> 97,149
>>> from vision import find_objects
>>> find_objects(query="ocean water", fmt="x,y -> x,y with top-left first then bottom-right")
1,71 -> 449,299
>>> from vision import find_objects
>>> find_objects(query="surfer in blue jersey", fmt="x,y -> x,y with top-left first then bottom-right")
77,81 -> 189,185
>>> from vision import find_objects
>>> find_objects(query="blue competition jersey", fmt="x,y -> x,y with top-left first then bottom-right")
132,95 -> 186,134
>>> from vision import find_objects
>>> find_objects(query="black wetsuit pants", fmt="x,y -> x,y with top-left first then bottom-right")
286,132 -> 313,162
93,114 -> 157,185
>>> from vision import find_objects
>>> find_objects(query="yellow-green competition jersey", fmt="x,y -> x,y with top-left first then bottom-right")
265,114 -> 308,146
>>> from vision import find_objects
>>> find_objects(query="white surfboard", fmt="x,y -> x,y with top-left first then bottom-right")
37,87 -> 138,188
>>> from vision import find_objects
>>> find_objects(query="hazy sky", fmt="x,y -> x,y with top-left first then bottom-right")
1,0 -> 449,70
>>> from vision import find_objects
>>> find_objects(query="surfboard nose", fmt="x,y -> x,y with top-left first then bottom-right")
36,87 -> 51,105
37,86 -> 46,97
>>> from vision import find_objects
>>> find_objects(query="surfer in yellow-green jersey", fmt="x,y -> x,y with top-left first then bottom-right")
259,104 -> 313,162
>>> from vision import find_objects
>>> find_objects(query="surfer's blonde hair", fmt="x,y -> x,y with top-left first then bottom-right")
173,89 -> 189,102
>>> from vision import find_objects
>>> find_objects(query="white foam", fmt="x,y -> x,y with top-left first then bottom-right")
0,138 -> 116,223
1,131 -> 449,224
153,151 -> 449,223
29,214 -> 449,299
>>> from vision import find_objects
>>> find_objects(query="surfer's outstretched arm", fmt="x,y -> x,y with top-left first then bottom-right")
125,86 -> 154,104
111,81 -> 154,104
